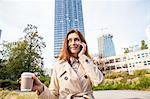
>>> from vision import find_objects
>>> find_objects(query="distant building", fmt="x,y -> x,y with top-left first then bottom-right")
97,34 -> 116,58
100,49 -> 150,74
54,0 -> 85,57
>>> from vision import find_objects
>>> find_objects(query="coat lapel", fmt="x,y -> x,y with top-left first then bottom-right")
64,62 -> 78,79
63,61 -> 83,92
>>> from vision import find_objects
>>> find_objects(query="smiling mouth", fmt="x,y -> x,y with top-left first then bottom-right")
70,45 -> 79,49
71,47 -> 77,49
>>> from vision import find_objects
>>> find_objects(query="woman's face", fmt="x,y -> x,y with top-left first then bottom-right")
67,33 -> 81,57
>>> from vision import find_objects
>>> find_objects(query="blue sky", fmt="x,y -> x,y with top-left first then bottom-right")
0,0 -> 150,68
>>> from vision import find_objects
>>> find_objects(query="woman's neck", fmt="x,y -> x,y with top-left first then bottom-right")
71,54 -> 78,59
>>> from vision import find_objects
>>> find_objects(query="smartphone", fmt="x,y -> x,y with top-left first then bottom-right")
80,45 -> 83,51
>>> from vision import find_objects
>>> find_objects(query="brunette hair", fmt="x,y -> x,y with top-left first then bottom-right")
58,29 -> 91,61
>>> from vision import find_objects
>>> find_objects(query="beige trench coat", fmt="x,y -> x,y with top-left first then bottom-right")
39,55 -> 104,99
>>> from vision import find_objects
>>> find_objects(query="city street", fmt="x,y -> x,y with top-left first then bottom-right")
93,90 -> 150,99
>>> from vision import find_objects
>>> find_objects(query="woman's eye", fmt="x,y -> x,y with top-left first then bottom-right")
68,39 -> 72,43
74,38 -> 79,41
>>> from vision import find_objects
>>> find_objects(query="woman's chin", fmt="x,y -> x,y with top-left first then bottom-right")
71,50 -> 79,54
71,51 -> 78,54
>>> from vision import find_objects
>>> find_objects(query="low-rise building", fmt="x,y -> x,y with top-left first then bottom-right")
95,49 -> 150,74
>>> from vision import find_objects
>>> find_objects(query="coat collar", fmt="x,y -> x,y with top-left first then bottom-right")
70,57 -> 79,65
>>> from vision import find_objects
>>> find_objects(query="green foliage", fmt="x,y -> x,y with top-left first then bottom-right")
124,48 -> 129,53
138,77 -> 150,89
0,24 -> 46,81
0,80 -> 19,90
93,84 -> 127,90
141,40 -> 148,50
39,75 -> 51,87
23,24 -> 46,72
105,71 -> 128,79
123,40 -> 148,53
0,59 -> 10,80
133,69 -> 148,77
93,69 -> 150,91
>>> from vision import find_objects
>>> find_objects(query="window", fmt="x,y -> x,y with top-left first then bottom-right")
117,67 -> 122,69
110,66 -> 116,70
123,64 -> 128,68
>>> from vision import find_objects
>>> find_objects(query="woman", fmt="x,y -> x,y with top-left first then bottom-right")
32,29 -> 104,99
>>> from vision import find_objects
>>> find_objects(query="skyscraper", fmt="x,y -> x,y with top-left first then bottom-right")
54,0 -> 85,57
98,34 -> 116,58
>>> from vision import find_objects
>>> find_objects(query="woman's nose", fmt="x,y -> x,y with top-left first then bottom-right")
70,40 -> 76,45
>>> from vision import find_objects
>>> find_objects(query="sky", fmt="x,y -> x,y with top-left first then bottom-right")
0,0 -> 150,68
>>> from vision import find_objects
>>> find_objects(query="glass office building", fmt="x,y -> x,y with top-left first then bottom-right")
98,34 -> 116,58
54,0 -> 85,57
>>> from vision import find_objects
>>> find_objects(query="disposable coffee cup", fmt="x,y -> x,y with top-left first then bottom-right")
21,72 -> 33,91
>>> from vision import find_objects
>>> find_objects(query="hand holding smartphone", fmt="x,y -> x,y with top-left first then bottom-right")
78,42 -> 86,57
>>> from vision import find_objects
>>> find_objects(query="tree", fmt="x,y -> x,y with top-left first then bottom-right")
23,24 -> 46,72
141,40 -> 148,50
0,58 -> 8,80
0,41 -> 21,80
1,24 -> 46,81
124,48 -> 129,53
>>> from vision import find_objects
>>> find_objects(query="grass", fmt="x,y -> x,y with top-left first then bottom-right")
0,90 -> 38,99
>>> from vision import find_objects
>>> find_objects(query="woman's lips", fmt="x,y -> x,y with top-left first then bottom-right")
70,46 -> 78,50
71,47 -> 77,49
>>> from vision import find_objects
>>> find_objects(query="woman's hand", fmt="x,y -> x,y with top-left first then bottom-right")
32,74 -> 44,95
78,42 -> 86,58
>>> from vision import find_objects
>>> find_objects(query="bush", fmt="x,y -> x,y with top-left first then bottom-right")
0,80 -> 19,90
39,75 -> 51,87
133,69 -> 148,77
138,77 -> 150,89
0,75 -> 51,90
93,83 -> 128,91
93,69 -> 150,91
105,71 -> 128,79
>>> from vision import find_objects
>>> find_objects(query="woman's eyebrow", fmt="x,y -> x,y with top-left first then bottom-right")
67,38 -> 72,41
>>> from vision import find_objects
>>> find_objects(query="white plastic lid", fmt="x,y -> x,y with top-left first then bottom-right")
21,72 -> 33,78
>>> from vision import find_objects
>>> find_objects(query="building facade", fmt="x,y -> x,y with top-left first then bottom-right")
99,49 -> 150,74
54,0 -> 85,57
97,34 -> 116,58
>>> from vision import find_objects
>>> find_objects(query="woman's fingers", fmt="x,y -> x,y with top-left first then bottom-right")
32,74 -> 41,85
17,77 -> 21,84
78,42 -> 86,57
79,42 -> 86,50
32,74 -> 44,93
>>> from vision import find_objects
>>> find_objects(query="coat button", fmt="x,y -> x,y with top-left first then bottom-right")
85,59 -> 89,63
64,76 -> 68,80
84,75 -> 88,79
